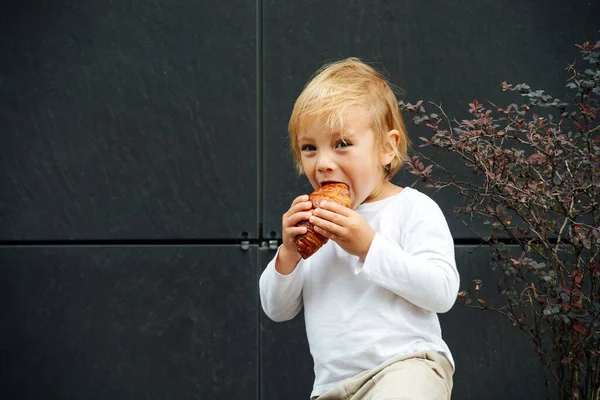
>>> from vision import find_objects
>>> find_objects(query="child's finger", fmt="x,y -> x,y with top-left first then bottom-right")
291,194 -> 309,206
286,211 -> 313,227
290,201 -> 313,214
312,225 -> 339,241
283,201 -> 312,220
319,200 -> 352,216
312,207 -> 342,224
310,215 -> 343,237
286,226 -> 307,237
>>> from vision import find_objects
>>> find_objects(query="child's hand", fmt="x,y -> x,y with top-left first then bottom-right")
310,201 -> 375,261
276,195 -> 313,274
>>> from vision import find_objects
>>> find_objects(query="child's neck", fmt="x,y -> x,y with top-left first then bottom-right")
363,181 -> 403,204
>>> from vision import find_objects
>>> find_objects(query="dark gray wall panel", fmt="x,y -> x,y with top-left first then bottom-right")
260,309 -> 314,400
0,245 -> 259,399
259,245 -> 549,399
262,0 -> 599,240
0,0 -> 258,240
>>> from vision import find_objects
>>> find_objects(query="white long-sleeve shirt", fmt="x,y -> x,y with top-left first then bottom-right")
260,187 -> 459,398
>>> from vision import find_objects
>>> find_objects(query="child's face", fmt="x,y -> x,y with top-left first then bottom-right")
297,106 -> 392,209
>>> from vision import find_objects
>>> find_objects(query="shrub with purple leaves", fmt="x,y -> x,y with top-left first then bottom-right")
402,40 -> 600,400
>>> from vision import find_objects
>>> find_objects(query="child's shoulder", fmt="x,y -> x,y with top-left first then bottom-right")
357,186 -> 443,219
383,187 -> 446,223
388,186 -> 440,208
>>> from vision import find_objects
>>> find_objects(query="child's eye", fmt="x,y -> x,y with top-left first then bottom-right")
301,144 -> 316,152
335,140 -> 350,149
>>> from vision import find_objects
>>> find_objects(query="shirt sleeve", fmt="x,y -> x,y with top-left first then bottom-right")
354,197 -> 460,313
259,246 -> 305,322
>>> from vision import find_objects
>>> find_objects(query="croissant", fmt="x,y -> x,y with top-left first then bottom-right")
295,182 -> 351,259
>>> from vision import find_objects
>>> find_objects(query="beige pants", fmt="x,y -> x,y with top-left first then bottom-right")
314,351 -> 453,400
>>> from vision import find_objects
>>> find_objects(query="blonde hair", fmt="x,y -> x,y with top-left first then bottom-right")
288,57 -> 409,179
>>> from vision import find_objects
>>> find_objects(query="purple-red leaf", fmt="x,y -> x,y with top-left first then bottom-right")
572,322 -> 586,334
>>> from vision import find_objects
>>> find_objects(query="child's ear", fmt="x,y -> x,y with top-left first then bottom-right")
379,129 -> 400,165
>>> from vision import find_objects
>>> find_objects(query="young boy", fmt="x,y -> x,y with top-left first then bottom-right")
259,58 -> 459,400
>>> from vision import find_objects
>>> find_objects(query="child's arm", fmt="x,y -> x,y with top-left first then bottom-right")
358,213 -> 459,313
259,247 -> 305,321
259,195 -> 312,322
311,197 -> 459,313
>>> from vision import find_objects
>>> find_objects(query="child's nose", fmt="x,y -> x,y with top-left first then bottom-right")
316,153 -> 336,172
